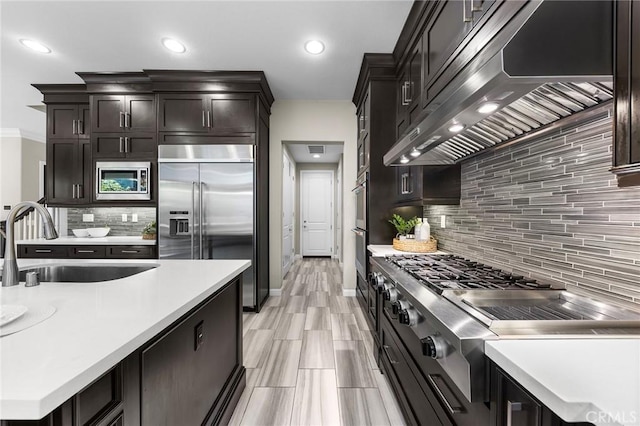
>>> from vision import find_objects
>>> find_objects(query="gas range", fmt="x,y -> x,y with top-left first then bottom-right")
370,254 -> 640,407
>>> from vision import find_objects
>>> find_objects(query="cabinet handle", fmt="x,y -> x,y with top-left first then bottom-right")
119,111 -> 125,128
120,250 -> 139,254
506,400 -> 523,426
35,249 -> 53,253
382,344 -> 399,365
207,111 -> 212,128
72,184 -> 77,199
359,115 -> 365,132
202,110 -> 207,128
125,112 -> 131,128
463,0 -> 473,22
119,137 -> 125,153
427,374 -> 463,415
78,120 -> 84,135
125,137 -> 130,153
401,82 -> 411,106
77,184 -> 83,199
72,119 -> 77,135
77,250 -> 96,253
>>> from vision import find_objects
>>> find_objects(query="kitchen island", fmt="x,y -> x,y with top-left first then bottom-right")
0,258 -> 249,425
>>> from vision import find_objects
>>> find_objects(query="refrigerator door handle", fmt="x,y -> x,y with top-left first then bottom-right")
200,182 -> 205,260
192,181 -> 197,259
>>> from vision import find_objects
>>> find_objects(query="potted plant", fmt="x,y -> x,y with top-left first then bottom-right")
388,214 -> 419,240
142,220 -> 156,240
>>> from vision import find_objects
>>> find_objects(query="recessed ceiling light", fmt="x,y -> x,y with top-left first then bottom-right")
410,148 -> 421,158
19,39 -> 51,54
448,124 -> 465,133
304,40 -> 325,55
477,102 -> 500,114
162,38 -> 186,53
400,155 -> 410,164
312,154 -> 321,159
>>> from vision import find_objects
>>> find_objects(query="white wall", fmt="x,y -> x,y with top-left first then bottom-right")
269,100 -> 357,292
0,129 -> 46,220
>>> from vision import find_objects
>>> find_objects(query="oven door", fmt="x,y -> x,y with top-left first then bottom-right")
352,227 -> 367,280
353,173 -> 367,230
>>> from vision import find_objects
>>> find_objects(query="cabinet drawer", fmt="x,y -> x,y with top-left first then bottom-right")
18,245 -> 69,258
106,245 -> 156,259
69,246 -> 107,258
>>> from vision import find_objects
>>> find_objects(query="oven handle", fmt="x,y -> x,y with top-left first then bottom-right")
382,344 -> 399,365
427,374 -> 464,415
351,181 -> 366,192
351,228 -> 365,236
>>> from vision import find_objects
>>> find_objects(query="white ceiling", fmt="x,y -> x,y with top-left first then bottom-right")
0,0 -> 412,139
285,142 -> 343,163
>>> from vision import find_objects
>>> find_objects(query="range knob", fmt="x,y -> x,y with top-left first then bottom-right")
421,335 -> 446,359
398,305 -> 419,327
373,272 -> 386,290
392,299 -> 411,316
383,285 -> 398,303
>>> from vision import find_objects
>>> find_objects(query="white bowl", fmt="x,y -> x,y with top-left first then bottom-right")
87,227 -> 110,238
72,229 -> 89,237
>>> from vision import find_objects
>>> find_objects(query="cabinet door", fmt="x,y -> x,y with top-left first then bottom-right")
92,95 -> 126,133
78,139 -> 92,203
69,245 -> 106,258
48,105 -> 78,139
124,133 -> 157,159
396,65 -> 410,138
107,245 -> 156,259
157,94 -> 209,132
78,104 -> 91,139
423,0 -> 473,97
47,139 -> 79,204
408,39 -> 423,124
396,166 -> 418,202
494,367 -> 542,426
141,279 -> 240,426
207,94 -> 256,134
93,134 -> 126,158
125,95 -> 156,133
19,244 -> 69,258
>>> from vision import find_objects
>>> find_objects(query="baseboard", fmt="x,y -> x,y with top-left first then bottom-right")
342,289 -> 356,297
269,288 -> 282,296
294,254 -> 302,260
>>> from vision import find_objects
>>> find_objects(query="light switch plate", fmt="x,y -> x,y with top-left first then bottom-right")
82,214 -> 94,222
441,215 -> 446,228
121,214 -> 127,222
132,213 -> 138,222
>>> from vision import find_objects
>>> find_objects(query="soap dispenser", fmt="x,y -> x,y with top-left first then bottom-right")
419,217 -> 430,241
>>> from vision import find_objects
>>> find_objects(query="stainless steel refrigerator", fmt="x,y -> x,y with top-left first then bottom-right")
158,144 -> 256,308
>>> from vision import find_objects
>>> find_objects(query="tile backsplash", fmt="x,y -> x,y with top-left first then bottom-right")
67,207 -> 156,236
423,107 -> 640,309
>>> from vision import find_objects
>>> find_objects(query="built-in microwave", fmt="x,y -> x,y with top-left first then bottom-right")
95,161 -> 151,200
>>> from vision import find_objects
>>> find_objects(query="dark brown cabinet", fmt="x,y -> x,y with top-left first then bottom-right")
91,95 -> 156,134
18,244 -> 157,259
396,39 -> 423,138
47,104 -> 90,140
158,93 -> 256,135
395,164 -> 461,205
141,277 -> 241,426
93,133 -> 157,159
612,0 -> 640,187
46,139 -> 91,205
356,90 -> 371,175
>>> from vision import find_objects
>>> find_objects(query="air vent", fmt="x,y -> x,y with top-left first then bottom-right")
308,145 -> 325,154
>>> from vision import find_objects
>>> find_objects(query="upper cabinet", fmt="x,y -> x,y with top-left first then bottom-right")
47,104 -> 90,140
396,39 -> 423,138
91,94 -> 156,133
158,93 -> 256,135
612,0 -> 640,187
357,89 -> 370,175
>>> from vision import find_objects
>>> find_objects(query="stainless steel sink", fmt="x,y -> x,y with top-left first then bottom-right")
1,265 -> 158,283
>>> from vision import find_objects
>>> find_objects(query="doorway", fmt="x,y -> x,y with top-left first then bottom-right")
300,170 -> 334,257
282,151 -> 295,277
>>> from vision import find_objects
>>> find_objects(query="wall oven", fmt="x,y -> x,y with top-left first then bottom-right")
96,161 -> 151,200
353,172 -> 367,231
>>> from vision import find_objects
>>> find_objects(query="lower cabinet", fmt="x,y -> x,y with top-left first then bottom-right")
18,245 -> 157,260
489,363 -> 594,426
2,277 -> 245,426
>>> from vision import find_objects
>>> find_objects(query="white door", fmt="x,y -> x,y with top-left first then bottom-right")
282,153 -> 295,276
301,170 -> 334,256
336,159 -> 343,262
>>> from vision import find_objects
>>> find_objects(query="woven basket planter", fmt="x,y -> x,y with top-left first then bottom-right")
392,236 -> 437,253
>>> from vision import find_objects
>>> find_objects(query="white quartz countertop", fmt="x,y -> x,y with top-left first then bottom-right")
0,258 -> 250,420
368,244 -> 447,257
486,339 -> 640,426
16,236 -> 156,246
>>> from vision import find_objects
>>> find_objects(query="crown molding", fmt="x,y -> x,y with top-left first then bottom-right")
0,128 -> 46,143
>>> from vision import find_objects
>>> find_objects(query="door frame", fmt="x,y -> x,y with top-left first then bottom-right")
282,149 -> 295,277
300,169 -> 335,257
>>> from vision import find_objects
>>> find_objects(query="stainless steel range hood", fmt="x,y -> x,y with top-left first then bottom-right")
384,0 -> 613,167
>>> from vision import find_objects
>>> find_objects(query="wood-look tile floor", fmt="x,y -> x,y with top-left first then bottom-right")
231,258 -> 406,426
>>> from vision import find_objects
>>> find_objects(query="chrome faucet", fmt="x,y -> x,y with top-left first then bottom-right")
2,202 -> 59,287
